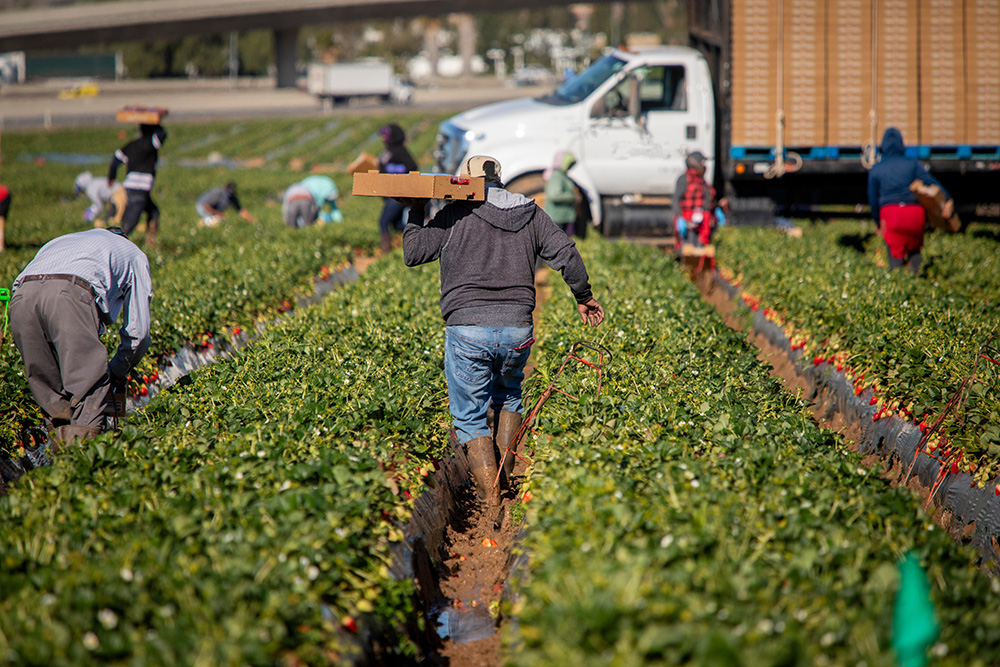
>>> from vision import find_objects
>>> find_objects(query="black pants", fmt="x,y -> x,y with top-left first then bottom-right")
121,188 -> 159,236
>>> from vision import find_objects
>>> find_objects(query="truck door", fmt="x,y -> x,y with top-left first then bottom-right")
581,65 -> 698,196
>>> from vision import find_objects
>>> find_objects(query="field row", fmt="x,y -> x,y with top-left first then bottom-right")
0,113 -> 449,452
510,240 -> 1000,666
715,222 -> 1000,482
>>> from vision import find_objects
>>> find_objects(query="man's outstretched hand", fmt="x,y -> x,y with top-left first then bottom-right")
577,298 -> 605,327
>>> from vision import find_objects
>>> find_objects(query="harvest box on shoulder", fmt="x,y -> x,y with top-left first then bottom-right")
352,171 -> 485,201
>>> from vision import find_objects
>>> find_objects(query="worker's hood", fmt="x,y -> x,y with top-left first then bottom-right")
380,123 -> 407,147
880,127 -> 906,158
468,185 -> 536,233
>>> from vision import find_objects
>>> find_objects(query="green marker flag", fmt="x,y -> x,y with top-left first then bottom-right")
892,552 -> 940,667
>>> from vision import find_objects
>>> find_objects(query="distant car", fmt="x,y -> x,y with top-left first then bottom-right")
514,66 -> 552,86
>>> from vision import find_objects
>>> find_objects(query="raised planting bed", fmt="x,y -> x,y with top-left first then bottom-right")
505,239 -> 1000,666
713,222 -> 1000,485
0,256 -> 455,664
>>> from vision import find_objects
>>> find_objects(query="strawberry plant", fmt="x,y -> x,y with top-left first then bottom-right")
714,222 -> 1000,480
507,239 -> 1000,666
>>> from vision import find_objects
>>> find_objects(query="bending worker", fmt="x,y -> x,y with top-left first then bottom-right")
9,227 -> 152,450
74,171 -> 126,227
197,182 -> 255,227
282,175 -> 343,228
399,155 -> 605,505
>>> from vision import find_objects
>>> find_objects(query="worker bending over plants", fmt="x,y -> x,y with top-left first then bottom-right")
8,228 -> 152,461
399,155 -> 605,505
197,181 -> 255,227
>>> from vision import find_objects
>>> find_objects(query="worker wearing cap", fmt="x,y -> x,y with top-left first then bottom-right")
9,228 -> 153,455
108,123 -> 167,246
399,155 -> 605,505
197,182 -> 255,227
672,151 -> 722,248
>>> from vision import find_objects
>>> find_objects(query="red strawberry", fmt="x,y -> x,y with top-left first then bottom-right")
950,461 -> 960,475
342,616 -> 358,633
139,386 -> 149,396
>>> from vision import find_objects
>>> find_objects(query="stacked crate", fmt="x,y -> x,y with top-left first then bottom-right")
827,0 -> 873,147
731,0 -> 778,147
965,0 -> 1000,145
782,0 -> 826,146
919,0 -> 966,145
875,0 -> 920,143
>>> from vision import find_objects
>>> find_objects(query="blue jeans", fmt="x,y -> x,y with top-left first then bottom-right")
444,325 -> 533,444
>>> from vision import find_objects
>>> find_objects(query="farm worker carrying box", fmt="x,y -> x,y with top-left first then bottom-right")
8,228 -> 153,461
108,119 -> 167,247
197,182 -> 256,227
397,155 -> 605,505
867,127 -> 956,275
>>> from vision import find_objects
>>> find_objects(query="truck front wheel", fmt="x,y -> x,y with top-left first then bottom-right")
505,173 -> 547,209
507,173 -> 591,238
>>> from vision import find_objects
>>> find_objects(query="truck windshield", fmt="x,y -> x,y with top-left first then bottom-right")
537,54 -> 627,106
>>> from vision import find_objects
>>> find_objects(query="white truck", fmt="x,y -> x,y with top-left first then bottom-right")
435,9 -> 999,237
307,60 -> 413,106
433,46 -> 715,237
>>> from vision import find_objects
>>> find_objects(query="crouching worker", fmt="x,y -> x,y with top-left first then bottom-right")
9,228 -> 152,455
399,155 -> 605,505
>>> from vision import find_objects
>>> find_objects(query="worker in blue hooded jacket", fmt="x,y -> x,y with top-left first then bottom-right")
867,127 -> 954,274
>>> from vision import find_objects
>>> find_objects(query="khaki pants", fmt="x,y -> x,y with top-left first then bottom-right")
9,278 -> 109,434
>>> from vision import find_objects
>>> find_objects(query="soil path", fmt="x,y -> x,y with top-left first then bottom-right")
425,266 -> 552,666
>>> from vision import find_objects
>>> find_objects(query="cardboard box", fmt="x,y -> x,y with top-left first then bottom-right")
910,179 -> 960,232
347,152 -> 379,175
352,171 -> 486,201
115,106 -> 168,124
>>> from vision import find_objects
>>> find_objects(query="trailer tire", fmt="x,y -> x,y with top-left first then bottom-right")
728,196 -> 776,226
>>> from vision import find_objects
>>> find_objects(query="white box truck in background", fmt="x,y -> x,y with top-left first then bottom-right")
307,60 -> 413,106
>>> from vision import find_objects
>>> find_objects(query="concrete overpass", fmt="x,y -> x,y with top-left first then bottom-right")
0,0 -> 597,87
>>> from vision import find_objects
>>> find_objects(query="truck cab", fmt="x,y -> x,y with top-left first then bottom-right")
434,46 -> 715,236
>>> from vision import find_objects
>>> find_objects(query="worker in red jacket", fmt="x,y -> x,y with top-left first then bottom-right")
672,151 -> 724,249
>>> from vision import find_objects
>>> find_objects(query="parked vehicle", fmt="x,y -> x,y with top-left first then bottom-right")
434,1 -> 999,237
306,60 -> 413,106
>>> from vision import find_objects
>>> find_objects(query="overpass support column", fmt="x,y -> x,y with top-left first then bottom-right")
274,27 -> 299,88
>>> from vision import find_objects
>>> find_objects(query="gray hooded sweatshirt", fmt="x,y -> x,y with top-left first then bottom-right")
403,185 -> 593,326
